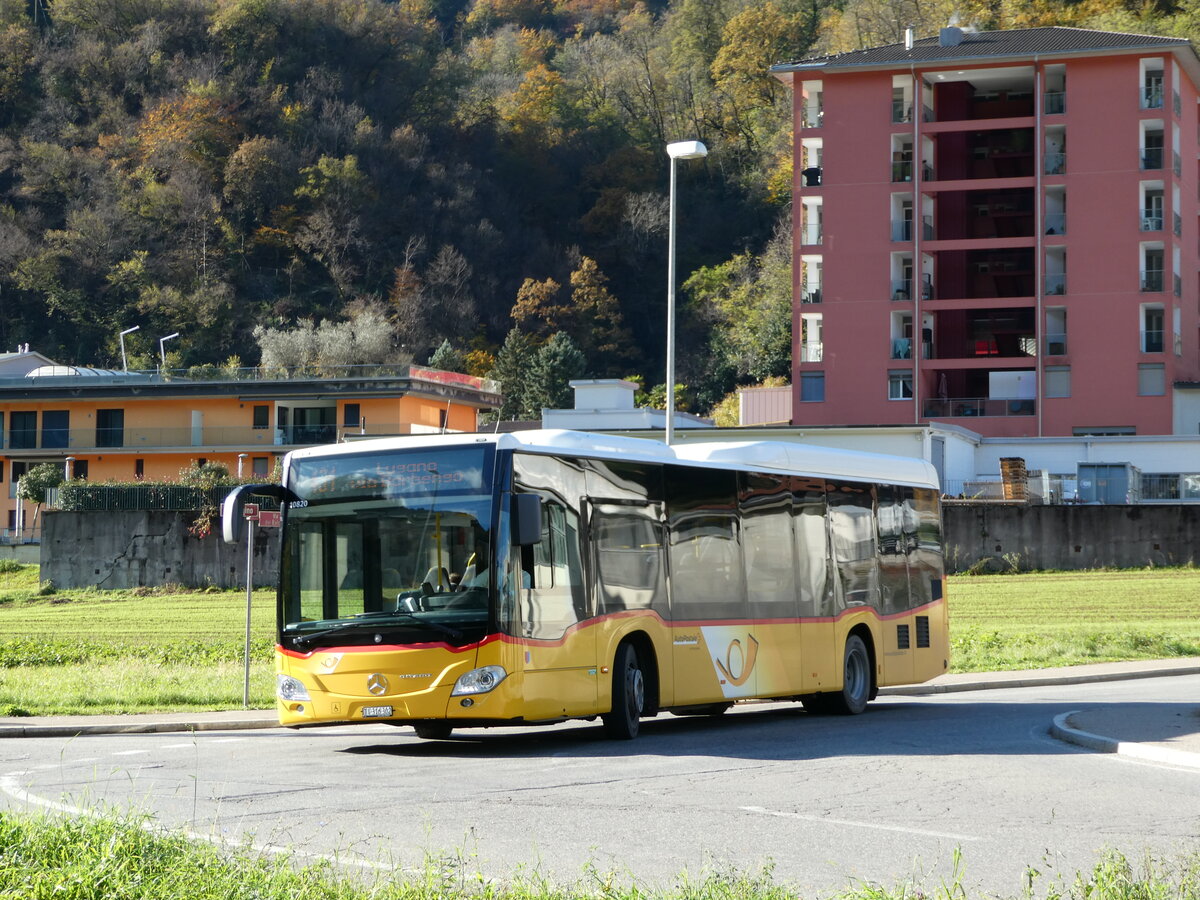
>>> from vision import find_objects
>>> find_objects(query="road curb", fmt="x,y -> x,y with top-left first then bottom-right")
880,663 -> 1200,696
0,717 -> 279,739
1049,711 -> 1200,770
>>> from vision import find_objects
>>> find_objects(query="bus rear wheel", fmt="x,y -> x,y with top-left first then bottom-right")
413,722 -> 454,740
602,642 -> 644,740
800,635 -> 872,716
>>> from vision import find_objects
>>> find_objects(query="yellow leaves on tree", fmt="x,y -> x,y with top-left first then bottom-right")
135,95 -> 235,178
503,63 -> 565,138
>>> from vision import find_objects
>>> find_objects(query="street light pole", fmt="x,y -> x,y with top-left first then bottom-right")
665,140 -> 707,446
159,332 -> 180,371
119,325 -> 140,372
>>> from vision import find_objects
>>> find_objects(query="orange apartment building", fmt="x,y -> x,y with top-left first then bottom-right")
0,350 -> 499,539
772,26 -> 1200,438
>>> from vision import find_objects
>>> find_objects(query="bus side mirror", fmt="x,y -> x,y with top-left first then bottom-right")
221,483 -> 290,544
511,493 -> 542,546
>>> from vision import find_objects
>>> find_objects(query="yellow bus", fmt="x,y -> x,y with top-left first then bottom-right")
224,430 -> 948,740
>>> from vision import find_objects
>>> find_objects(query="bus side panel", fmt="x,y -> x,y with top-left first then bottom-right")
594,615 -> 673,712
516,627 -> 598,719
799,620 -> 838,693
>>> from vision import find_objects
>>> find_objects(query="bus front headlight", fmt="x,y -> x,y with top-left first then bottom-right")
451,665 -> 507,696
277,674 -> 311,702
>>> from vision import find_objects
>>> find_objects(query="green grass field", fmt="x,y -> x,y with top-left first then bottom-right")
1,564 -> 1199,715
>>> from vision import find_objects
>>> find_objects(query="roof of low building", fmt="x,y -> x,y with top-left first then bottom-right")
772,26 -> 1195,74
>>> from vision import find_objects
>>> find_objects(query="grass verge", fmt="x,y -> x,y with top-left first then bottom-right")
2,810 -> 1199,899
2,565 -> 1200,714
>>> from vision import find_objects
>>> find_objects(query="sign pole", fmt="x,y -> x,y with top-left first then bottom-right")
242,504 -> 259,708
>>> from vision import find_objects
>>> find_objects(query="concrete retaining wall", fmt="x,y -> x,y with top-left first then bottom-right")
944,504 -> 1200,572
38,504 -> 1200,588
41,510 -> 279,590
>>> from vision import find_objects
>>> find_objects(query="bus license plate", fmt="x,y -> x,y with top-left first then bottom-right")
361,706 -> 393,718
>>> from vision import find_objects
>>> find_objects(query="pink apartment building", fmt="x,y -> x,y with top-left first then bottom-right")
772,26 -> 1200,437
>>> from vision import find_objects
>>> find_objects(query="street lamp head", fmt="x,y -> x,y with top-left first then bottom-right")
666,140 -> 708,160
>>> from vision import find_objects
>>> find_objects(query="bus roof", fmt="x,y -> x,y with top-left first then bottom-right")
289,429 -> 941,491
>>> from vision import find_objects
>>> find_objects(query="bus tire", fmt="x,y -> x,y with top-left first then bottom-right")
602,642 -> 645,740
830,634 -> 871,715
413,722 -> 453,740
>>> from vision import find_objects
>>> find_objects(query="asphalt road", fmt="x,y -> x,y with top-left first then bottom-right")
3,675 -> 1199,898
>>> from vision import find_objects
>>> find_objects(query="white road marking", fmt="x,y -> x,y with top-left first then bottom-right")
740,805 -> 980,842
161,744 -> 195,749
0,775 -> 413,873
208,738 -> 245,744
112,750 -> 150,756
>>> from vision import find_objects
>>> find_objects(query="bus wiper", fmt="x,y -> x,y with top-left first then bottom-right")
292,614 -> 462,649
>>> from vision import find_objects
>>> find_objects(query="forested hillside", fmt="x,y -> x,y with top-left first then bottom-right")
0,0 -> 1192,417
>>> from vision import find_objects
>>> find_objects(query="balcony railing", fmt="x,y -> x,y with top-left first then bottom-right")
892,160 -> 913,182
801,105 -> 823,128
891,338 -> 912,359
1044,213 -> 1066,235
1044,91 -> 1065,114
1044,152 -> 1065,175
1142,86 -> 1164,109
1045,333 -> 1067,355
1141,147 -> 1164,170
799,341 -> 824,362
892,220 -> 913,241
799,223 -> 822,244
1141,212 -> 1163,231
892,279 -> 911,300
1174,212 -> 1182,236
1044,272 -> 1066,295
923,397 -> 1036,418
800,288 -> 822,304
1141,269 -> 1164,292
1174,151 -> 1182,176
0,423 -> 437,453
1141,329 -> 1165,353
922,216 -> 935,240
892,100 -> 912,123
1175,273 -> 1182,297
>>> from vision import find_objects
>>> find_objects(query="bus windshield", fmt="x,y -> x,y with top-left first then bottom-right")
279,445 -> 496,650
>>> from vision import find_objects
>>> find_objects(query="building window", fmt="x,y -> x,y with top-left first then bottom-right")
1045,366 -> 1070,398
72,459 -> 88,480
41,410 -> 69,449
438,408 -> 448,430
800,372 -> 825,402
135,458 -> 144,479
343,403 -> 360,427
252,456 -> 269,477
1073,426 -> 1136,436
1142,305 -> 1164,352
888,370 -> 913,400
10,461 -> 27,499
0,460 -> 5,482
1138,363 -> 1165,396
96,409 -> 124,448
10,411 -> 36,449
252,405 -> 269,429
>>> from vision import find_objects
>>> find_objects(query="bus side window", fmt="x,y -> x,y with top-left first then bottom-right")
592,509 -> 664,615
523,502 -> 585,639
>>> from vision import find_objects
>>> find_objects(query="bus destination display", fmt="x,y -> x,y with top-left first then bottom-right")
291,448 -> 488,502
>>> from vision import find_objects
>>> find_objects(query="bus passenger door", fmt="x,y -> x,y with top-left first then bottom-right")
517,499 -> 596,719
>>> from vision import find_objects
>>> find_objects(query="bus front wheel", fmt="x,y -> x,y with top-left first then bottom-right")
413,722 -> 454,740
602,642 -> 645,740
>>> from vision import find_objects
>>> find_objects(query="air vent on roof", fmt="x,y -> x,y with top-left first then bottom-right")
940,26 -> 964,46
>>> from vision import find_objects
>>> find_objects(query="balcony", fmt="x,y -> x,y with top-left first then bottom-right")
892,220 -> 913,242
1141,86 -> 1164,109
1174,212 -> 1182,236
1141,329 -> 1165,353
799,223 -> 822,245
1044,213 -> 1066,236
1044,152 -> 1065,175
922,216 -> 935,240
1175,274 -> 1182,297
1044,91 -> 1065,114
892,100 -> 912,123
1141,269 -> 1164,292
892,279 -> 912,301
1045,333 -> 1067,355
800,288 -> 822,304
1141,214 -> 1163,232
892,160 -> 914,182
1141,147 -> 1164,170
1,424 -> 340,453
1044,272 -> 1066,295
801,104 -> 823,128
923,397 -> 1036,418
891,338 -> 912,360
799,341 -> 824,362
1174,151 -> 1182,176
